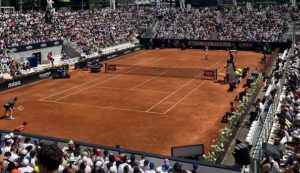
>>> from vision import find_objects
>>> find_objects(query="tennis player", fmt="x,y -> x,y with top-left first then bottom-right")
3,97 -> 18,120
204,46 -> 208,60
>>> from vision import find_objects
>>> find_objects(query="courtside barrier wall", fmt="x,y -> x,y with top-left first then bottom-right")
7,40 -> 63,70
0,130 -> 240,173
0,67 -> 62,92
8,40 -> 64,53
10,45 -> 63,64
140,38 -> 292,52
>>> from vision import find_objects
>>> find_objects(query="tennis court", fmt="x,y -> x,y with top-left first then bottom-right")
0,49 -> 263,155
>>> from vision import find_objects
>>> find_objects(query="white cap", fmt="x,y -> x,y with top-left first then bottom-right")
95,160 -> 103,167
9,133 -> 14,138
68,140 -> 74,145
109,166 -> 117,173
22,159 -> 29,166
82,151 -> 88,156
156,166 -> 163,173
4,135 -> 11,139
68,157 -> 76,162
21,149 -> 28,155
82,156 -> 88,162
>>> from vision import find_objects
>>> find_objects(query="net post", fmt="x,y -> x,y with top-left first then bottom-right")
215,69 -> 217,80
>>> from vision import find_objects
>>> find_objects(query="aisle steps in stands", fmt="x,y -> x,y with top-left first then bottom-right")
63,42 -> 82,58
100,42 -> 136,55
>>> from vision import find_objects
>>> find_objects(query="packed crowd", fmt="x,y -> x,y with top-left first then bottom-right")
259,43 -> 300,173
1,5 -> 299,51
0,7 -> 154,54
0,7 -> 155,76
0,133 -> 199,173
155,8 -> 218,40
60,8 -> 154,54
0,48 -> 12,75
216,5 -> 288,41
0,5 -> 299,77
0,47 -> 25,78
0,46 -> 32,79
156,5 -> 299,41
287,3 -> 300,31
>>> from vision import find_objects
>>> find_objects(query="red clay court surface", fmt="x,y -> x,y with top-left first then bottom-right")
0,49 -> 263,155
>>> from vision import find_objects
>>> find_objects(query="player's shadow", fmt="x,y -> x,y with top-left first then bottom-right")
0,115 -> 8,120
214,79 -> 227,84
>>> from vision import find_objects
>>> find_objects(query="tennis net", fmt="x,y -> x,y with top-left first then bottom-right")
104,63 -> 217,80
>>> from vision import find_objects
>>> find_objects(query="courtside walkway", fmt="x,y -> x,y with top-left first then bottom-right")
221,55 -> 277,166
221,88 -> 266,166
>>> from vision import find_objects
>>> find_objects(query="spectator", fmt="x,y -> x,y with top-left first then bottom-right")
118,156 -> 132,173
37,143 -> 63,173
14,122 -> 28,132
47,52 -> 54,66
0,132 -> 206,173
262,157 -> 281,173
260,42 -> 300,173
155,5 -> 296,42
190,163 -> 198,173
18,159 -> 34,173
145,162 -> 155,173
222,101 -> 237,123
63,140 -> 76,158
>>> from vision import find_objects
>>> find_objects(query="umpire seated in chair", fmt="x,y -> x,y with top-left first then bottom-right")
228,77 -> 238,92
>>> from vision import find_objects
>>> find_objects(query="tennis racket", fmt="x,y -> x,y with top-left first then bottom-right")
17,106 -> 24,111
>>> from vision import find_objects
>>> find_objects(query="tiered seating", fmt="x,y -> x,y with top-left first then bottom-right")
0,132 -> 200,173
156,5 -> 299,42
257,43 -> 300,173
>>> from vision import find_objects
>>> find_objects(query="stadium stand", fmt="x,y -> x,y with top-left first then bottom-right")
1,2 -> 300,173
0,8 -> 154,49
0,5 -> 299,50
245,49 -> 289,147
0,130 -> 240,173
248,42 -> 300,173
262,43 -> 300,173
0,5 -> 299,79
155,5 -> 298,41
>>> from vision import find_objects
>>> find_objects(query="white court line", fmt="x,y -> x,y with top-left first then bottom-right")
39,75 -> 109,101
146,61 -> 221,112
39,100 -> 164,115
90,86 -> 171,94
52,58 -> 164,102
162,65 -> 225,114
40,57 -> 163,101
